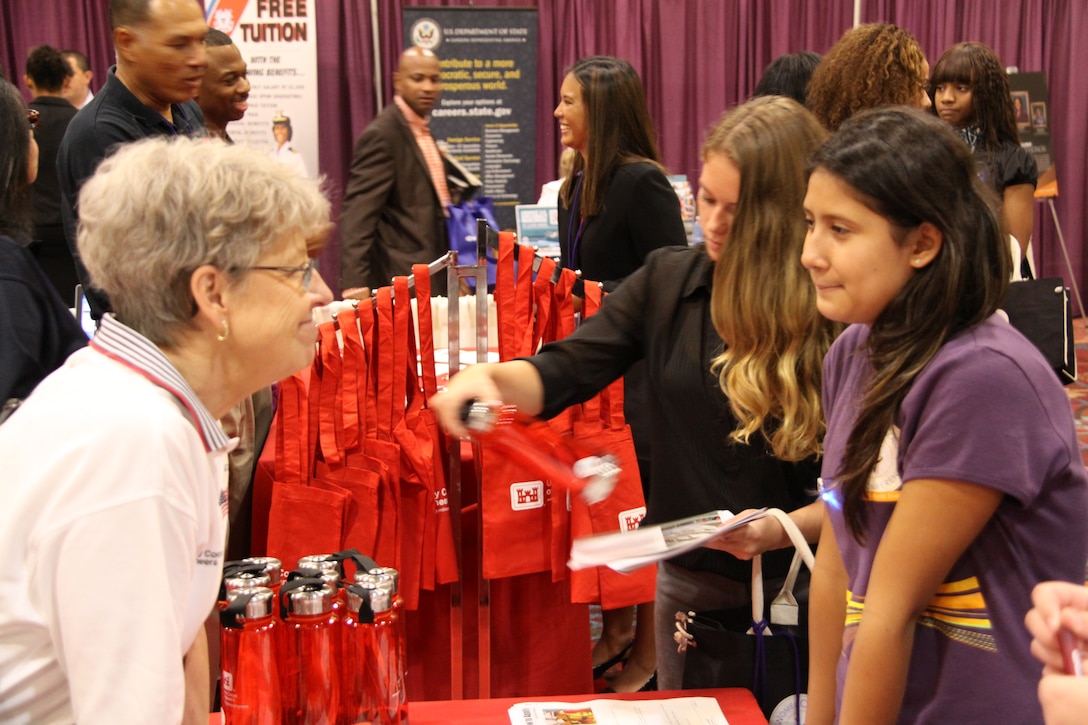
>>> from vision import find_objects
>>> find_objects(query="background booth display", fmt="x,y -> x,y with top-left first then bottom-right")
3,0 -> 1085,312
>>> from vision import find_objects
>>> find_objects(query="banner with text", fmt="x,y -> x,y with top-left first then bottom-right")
206,0 -> 318,179
403,7 -> 538,230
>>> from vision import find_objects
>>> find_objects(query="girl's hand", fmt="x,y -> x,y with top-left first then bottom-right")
703,508 -> 781,559
1026,581 -> 1088,675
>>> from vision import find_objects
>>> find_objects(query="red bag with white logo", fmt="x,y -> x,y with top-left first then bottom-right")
568,282 -> 657,609
479,244 -> 570,579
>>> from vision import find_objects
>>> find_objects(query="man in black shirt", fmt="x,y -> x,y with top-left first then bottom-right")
57,0 -> 208,320
25,44 -> 78,301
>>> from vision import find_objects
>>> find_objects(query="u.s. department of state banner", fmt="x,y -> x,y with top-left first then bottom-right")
205,0 -> 319,179
404,7 -> 539,230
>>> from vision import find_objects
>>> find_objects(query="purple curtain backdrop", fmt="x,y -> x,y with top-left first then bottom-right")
2,1 -> 1085,301
863,0 -> 1088,308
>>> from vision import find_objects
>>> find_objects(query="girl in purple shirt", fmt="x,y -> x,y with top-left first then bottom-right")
802,107 -> 1088,724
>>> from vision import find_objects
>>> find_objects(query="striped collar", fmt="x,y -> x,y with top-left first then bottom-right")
394,94 -> 430,133
90,315 -> 231,453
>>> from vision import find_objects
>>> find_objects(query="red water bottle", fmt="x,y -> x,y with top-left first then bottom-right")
220,561 -> 273,608
243,556 -> 283,596
281,580 -> 340,725
289,566 -> 345,619
367,569 -> 407,723
220,586 -> 282,725
340,582 -> 382,725
461,400 -> 621,503
298,554 -> 341,575
368,585 -> 400,725
224,570 -> 272,597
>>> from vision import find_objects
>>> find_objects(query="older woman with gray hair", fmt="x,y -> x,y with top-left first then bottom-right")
0,136 -> 333,723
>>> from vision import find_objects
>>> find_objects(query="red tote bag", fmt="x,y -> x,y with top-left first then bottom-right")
479,256 -> 583,581
412,264 -> 460,585
375,282 -> 429,609
480,255 -> 562,579
568,283 -> 656,609
310,319 -> 382,558
341,301 -> 402,570
264,372 -> 350,569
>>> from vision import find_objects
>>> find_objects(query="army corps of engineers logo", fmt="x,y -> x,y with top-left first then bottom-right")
510,480 -> 544,510
410,18 -> 441,50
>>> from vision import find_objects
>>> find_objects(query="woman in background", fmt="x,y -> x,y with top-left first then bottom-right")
555,55 -> 686,290
803,107 -> 1087,724
553,54 -> 688,692
930,41 -> 1038,275
0,77 -> 86,421
752,50 -> 822,105
0,135 -> 334,723
806,23 -> 932,132
432,96 -> 832,695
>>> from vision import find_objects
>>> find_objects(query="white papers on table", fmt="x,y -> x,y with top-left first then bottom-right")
507,696 -> 729,725
567,508 -> 768,573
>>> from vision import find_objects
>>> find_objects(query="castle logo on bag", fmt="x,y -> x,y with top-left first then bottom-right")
618,507 -> 647,532
510,480 -> 545,510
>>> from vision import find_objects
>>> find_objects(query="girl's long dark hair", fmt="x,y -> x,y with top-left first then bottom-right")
0,78 -> 33,245
811,107 -> 1010,542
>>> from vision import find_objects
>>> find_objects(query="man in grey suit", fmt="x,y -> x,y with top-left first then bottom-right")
340,47 -> 450,298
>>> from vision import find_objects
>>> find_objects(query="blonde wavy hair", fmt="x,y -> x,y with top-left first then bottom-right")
706,97 -> 837,461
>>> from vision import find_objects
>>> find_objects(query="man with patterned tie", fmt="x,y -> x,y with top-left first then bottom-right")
340,46 -> 451,297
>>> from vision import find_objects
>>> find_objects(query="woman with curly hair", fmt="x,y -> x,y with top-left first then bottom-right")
432,97 -> 835,697
931,41 -> 1038,273
807,23 -> 932,132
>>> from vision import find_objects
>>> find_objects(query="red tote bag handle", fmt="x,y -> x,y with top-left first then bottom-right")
374,287 -> 396,441
495,232 -> 516,361
412,265 -> 440,399
274,372 -> 309,486
316,321 -> 343,468
336,306 -> 363,452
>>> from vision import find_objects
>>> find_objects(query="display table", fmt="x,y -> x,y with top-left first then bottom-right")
405,687 -> 769,724
210,688 -> 768,724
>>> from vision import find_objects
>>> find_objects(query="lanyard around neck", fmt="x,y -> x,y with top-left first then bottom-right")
567,172 -> 587,268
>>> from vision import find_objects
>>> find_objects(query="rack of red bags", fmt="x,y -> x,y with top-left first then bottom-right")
250,222 -> 653,702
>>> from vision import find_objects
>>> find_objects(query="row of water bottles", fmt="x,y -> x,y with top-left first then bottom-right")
218,550 -> 407,725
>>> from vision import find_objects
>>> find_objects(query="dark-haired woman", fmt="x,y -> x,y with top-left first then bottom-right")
0,77 -> 87,421
553,55 -> 687,692
931,41 -> 1038,274
802,107 -> 1088,724
752,51 -> 821,105
555,55 -> 687,291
